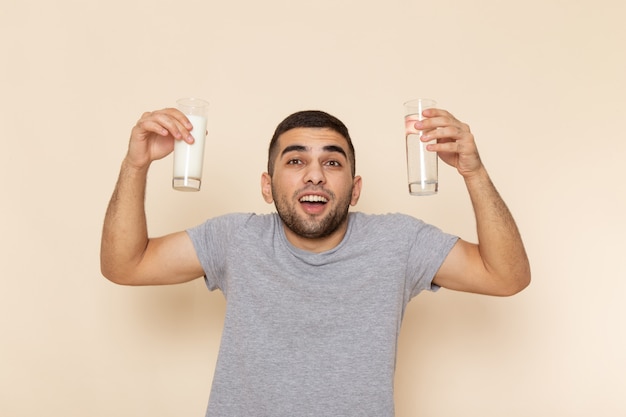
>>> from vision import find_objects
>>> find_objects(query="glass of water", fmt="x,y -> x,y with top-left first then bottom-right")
404,98 -> 438,196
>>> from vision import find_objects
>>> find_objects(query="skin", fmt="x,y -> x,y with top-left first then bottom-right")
261,127 -> 362,253
100,107 -> 530,296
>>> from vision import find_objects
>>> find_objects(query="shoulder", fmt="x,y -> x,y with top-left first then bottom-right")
191,212 -> 277,228
347,212 -> 425,242
349,212 -> 426,230
349,212 -> 454,244
187,212 -> 279,240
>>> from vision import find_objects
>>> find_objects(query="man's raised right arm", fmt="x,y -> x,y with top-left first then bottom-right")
100,109 -> 205,286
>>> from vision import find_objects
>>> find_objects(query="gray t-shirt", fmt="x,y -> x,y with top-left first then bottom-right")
187,212 -> 458,417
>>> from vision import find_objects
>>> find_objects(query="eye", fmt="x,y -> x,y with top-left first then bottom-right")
325,160 -> 342,167
287,158 -> 303,165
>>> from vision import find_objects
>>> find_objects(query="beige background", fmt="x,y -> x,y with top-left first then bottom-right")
1,0 -> 625,416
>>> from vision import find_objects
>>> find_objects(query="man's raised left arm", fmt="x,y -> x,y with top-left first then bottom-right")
414,109 -> 531,296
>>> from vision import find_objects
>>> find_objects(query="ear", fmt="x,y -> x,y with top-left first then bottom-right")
350,175 -> 362,206
261,172 -> 274,203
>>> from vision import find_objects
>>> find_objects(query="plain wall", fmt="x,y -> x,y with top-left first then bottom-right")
1,0 -> 625,416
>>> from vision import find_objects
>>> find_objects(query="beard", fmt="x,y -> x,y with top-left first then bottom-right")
272,184 -> 353,239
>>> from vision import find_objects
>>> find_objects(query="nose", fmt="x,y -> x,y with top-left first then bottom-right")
304,162 -> 325,185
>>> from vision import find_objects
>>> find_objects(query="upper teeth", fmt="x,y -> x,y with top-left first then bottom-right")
300,195 -> 328,203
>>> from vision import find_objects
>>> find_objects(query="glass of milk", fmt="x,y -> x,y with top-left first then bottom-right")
404,98 -> 438,196
173,98 -> 209,191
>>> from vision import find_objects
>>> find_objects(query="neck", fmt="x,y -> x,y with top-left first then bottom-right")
282,219 -> 349,253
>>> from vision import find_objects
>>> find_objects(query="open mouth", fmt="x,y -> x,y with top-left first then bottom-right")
299,195 -> 328,204
299,195 -> 329,213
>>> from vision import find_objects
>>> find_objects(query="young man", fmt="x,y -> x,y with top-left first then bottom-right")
101,108 -> 530,416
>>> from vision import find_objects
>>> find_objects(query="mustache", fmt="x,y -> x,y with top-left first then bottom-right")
292,185 -> 335,200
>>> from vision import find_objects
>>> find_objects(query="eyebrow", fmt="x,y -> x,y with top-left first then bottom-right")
281,144 -> 347,159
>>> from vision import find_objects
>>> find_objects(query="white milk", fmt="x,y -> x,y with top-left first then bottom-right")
173,114 -> 208,181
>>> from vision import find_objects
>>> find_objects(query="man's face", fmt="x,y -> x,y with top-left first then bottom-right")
261,127 -> 362,247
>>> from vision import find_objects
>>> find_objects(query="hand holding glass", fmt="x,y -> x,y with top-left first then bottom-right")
173,98 -> 209,191
404,98 -> 438,196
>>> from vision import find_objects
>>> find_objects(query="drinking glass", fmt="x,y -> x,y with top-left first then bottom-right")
404,98 -> 438,195
172,98 -> 209,191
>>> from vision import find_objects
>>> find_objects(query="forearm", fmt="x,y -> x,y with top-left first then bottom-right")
464,167 -> 531,294
100,158 -> 150,283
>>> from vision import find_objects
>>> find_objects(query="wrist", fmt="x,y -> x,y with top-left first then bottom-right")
462,165 -> 492,189
122,155 -> 151,173
121,157 -> 151,180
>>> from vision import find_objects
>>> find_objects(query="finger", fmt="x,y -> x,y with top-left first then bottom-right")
159,108 -> 194,130
154,113 -> 188,141
427,140 -> 460,153
428,134 -> 479,159
158,109 -> 195,143
134,116 -> 169,138
139,110 -> 193,142
416,109 -> 469,131
413,116 -> 450,132
138,112 -> 170,132
421,108 -> 450,118
421,125 -> 468,142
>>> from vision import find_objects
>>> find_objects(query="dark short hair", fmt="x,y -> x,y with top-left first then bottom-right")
267,110 -> 356,176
